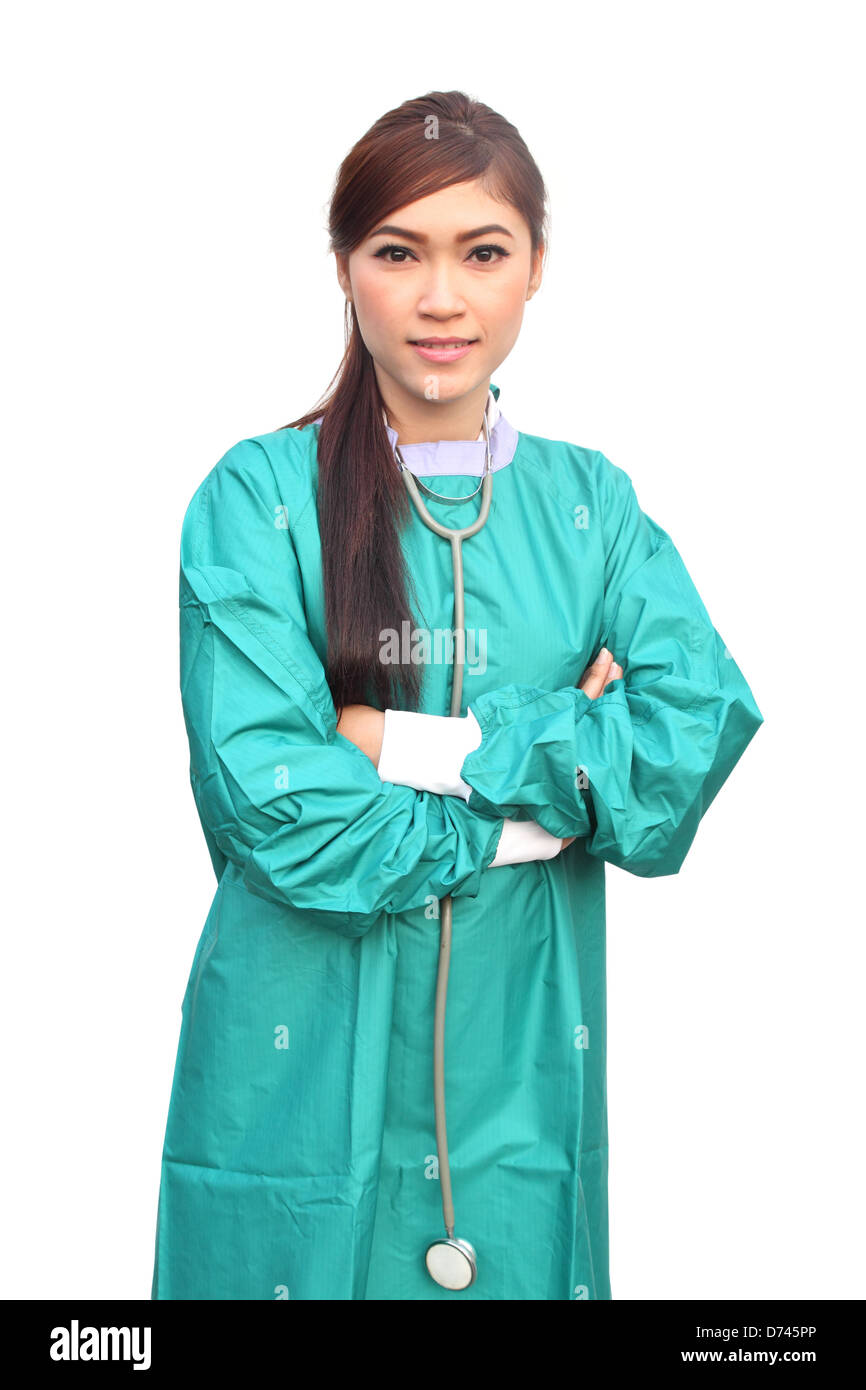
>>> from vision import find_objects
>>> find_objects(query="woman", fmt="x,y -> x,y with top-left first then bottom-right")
151,90 -> 763,1301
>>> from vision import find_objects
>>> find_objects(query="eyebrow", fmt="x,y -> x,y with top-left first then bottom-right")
367,223 -> 515,244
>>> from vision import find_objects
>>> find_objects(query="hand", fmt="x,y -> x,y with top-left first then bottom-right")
578,646 -> 623,699
336,704 -> 386,766
561,649 -> 624,850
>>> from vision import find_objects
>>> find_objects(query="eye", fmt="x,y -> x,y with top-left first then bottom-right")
469,244 -> 510,263
372,243 -> 511,265
373,243 -> 417,263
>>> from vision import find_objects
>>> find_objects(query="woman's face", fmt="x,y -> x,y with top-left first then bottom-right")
336,179 -> 543,415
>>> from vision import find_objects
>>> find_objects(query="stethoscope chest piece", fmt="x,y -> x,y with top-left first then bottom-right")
425,1236 -> 478,1290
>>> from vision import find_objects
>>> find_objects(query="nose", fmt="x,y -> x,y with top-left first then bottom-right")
415,262 -> 467,318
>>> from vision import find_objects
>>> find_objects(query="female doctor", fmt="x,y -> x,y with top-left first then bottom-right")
151,89 -> 763,1301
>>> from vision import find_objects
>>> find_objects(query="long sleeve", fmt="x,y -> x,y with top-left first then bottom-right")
457,454 -> 765,877
179,437 -> 506,937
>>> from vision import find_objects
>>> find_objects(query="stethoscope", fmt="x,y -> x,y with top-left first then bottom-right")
392,406 -> 494,1292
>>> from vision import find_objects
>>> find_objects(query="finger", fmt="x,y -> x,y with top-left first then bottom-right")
579,648 -> 614,699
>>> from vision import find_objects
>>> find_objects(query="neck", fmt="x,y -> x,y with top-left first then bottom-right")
377,368 -> 491,445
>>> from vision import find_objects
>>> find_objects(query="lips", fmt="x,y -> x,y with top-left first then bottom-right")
410,339 -> 477,363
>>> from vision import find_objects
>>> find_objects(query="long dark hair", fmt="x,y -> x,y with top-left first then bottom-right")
282,90 -> 549,718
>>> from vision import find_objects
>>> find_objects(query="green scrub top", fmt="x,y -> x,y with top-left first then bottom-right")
151,395 -> 763,1300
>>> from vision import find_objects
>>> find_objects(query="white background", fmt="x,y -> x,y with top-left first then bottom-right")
3,0 -> 863,1300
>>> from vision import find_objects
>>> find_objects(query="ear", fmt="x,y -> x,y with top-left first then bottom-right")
335,251 -> 352,302
527,241 -> 545,300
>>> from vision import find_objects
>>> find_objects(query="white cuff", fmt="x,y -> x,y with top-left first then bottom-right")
377,708 -> 483,800
489,818 -> 563,867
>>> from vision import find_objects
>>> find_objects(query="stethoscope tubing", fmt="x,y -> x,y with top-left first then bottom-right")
395,410 -> 493,1276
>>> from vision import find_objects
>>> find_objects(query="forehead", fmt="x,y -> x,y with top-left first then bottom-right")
364,181 -> 528,243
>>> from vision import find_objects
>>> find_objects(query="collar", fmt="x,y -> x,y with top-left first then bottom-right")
383,382 -> 518,476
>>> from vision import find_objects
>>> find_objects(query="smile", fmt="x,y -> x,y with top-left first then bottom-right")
410,340 -> 477,362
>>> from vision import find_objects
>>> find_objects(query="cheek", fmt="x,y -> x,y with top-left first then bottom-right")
353,271 -> 405,336
487,287 -> 527,345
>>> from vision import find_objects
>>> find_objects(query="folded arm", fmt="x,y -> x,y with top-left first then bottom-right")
375,457 -> 764,878
179,437 -> 518,937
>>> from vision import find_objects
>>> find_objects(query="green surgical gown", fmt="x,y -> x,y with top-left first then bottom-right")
151,406 -> 763,1300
